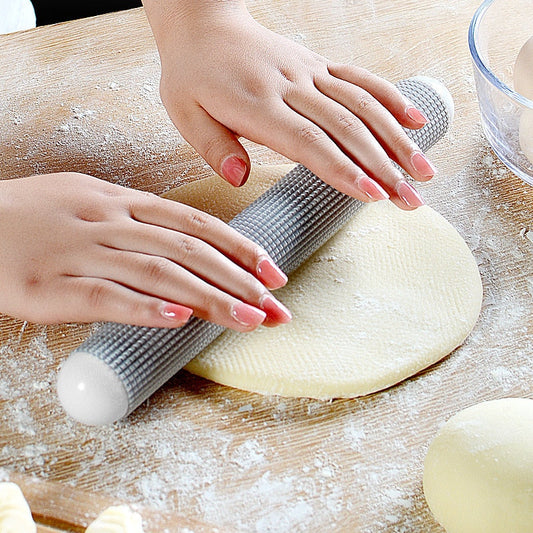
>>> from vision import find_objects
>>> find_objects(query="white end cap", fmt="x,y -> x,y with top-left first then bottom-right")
57,352 -> 129,426
410,75 -> 455,121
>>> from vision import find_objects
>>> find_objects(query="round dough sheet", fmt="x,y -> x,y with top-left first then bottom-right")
167,166 -> 483,399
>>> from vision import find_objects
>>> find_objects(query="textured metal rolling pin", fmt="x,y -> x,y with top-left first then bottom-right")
57,76 -> 454,425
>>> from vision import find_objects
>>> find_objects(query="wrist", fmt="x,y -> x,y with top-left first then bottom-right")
142,0 -> 249,40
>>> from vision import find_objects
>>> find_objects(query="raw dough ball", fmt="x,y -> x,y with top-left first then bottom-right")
85,505 -> 143,533
423,398 -> 533,533
514,35 -> 533,100
0,482 -> 36,533
519,109 -> 533,165
170,165 -> 482,399
515,36 -> 533,165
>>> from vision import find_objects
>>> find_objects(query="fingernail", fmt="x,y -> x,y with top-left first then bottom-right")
260,295 -> 292,324
221,155 -> 247,187
257,257 -> 288,289
231,302 -> 266,327
161,303 -> 193,324
396,181 -> 425,208
357,176 -> 390,201
411,152 -> 436,179
406,106 -> 429,125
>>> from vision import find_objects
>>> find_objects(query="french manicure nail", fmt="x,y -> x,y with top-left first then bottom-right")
257,257 -> 288,289
406,106 -> 429,125
221,155 -> 247,187
260,295 -> 292,324
396,181 -> 425,208
357,176 -> 390,201
411,152 -> 437,179
231,302 -> 266,327
161,303 -> 193,324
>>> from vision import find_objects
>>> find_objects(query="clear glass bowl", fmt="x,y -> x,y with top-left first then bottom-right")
468,0 -> 533,185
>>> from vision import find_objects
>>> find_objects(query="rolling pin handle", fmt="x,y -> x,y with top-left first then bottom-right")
57,351 -> 129,426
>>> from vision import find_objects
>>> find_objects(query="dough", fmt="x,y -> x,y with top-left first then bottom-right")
423,398 -> 533,533
0,482 -> 36,533
514,35 -> 533,100
515,35 -> 533,165
168,165 -> 482,399
519,110 -> 533,165
85,505 -> 144,533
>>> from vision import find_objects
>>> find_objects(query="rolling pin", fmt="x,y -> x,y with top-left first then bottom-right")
57,76 -> 454,425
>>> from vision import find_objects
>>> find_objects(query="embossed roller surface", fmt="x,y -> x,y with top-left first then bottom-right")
61,77 -> 453,423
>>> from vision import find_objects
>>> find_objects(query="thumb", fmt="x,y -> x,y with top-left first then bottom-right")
178,106 -> 251,187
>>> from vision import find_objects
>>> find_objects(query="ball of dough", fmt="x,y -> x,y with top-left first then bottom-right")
0,482 -> 36,533
519,109 -> 533,165
85,505 -> 144,533
514,35 -> 533,100
423,398 -> 533,533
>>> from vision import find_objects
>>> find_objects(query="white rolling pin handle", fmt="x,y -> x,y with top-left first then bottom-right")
57,77 -> 454,425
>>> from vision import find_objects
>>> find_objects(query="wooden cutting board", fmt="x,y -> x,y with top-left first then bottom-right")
1,2 -> 533,531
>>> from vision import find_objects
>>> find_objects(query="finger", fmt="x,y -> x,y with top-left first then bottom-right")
126,195 -> 288,289
233,100 -> 390,203
176,104 -> 251,187
76,246 -> 291,330
314,74 -> 436,182
327,64 -> 429,129
116,249 -> 290,331
283,85 -> 411,196
43,276 -> 193,328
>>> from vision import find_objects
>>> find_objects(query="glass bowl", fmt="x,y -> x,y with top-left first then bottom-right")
468,0 -> 533,185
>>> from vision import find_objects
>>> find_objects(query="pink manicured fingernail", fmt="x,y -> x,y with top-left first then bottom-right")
231,302 -> 266,327
396,181 -> 425,208
257,257 -> 288,289
221,155 -> 248,187
161,303 -> 193,324
260,295 -> 292,324
406,106 -> 429,125
411,152 -> 436,179
358,176 -> 390,201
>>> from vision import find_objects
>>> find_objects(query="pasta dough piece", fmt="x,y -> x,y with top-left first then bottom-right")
85,505 -> 143,533
168,165 -> 482,399
0,482 -> 36,533
423,398 -> 533,533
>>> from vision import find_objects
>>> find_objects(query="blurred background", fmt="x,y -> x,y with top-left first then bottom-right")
32,0 -> 142,25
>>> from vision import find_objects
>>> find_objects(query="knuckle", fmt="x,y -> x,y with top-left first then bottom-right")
202,135 -> 228,165
194,289 -> 220,321
23,271 -> 42,292
234,238 -> 264,267
330,157 -> 356,179
337,114 -> 366,138
143,256 -> 171,284
128,298 -> 150,322
375,157 -> 395,178
127,191 -> 159,218
179,236 -> 202,260
354,93 -> 374,113
298,124 -> 324,147
389,128 -> 412,150
87,281 -> 111,309
186,210 -> 211,233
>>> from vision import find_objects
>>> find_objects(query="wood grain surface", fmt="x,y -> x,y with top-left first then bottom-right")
1,1 -> 533,532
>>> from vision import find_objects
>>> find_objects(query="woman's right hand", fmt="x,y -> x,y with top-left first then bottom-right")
0,173 -> 291,331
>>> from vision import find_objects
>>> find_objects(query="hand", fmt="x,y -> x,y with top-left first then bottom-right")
143,0 -> 436,210
0,173 -> 291,331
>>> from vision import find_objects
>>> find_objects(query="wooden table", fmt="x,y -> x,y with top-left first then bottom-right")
1,1 -> 532,531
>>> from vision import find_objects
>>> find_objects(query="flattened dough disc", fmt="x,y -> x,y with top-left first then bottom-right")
165,165 -> 482,399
